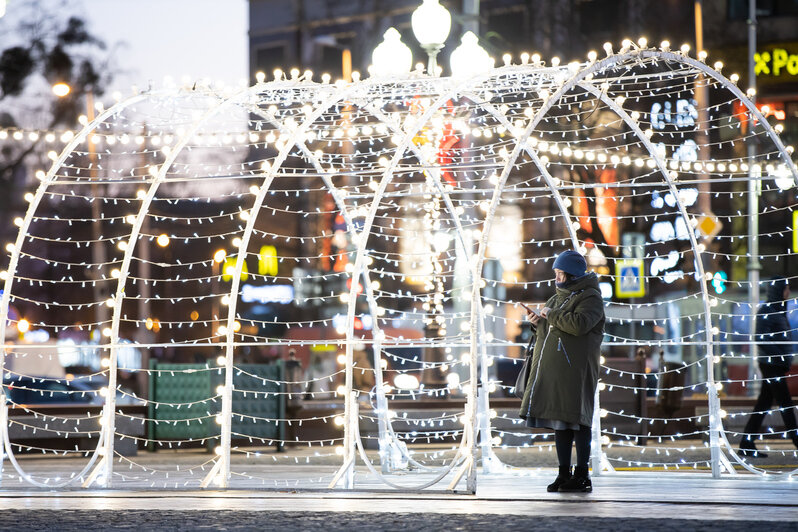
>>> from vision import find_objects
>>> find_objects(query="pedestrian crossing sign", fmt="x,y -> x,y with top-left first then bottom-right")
615,259 -> 645,298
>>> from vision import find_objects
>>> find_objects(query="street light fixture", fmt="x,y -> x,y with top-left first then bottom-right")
370,27 -> 413,77
52,82 -> 71,97
411,0 -> 451,76
16,318 -> 30,334
450,31 -> 494,78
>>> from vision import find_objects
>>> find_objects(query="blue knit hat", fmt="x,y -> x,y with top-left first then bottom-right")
552,250 -> 587,277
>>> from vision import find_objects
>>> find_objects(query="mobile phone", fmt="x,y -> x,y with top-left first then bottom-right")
520,303 -> 540,316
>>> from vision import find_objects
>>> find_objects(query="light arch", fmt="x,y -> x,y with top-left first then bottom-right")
1,46 -> 796,491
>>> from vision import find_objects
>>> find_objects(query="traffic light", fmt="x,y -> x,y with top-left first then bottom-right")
712,271 -> 727,294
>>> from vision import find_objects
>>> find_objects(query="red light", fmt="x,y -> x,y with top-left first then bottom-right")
345,278 -> 363,295
757,102 -> 786,121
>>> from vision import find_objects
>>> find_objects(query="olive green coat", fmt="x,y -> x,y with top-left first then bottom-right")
518,272 -> 605,427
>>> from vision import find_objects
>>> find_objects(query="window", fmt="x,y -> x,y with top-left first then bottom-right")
579,0 -> 619,35
728,0 -> 798,20
319,44 -> 343,79
255,45 -> 286,77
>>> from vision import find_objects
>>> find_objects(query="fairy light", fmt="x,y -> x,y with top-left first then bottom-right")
0,44 -> 795,491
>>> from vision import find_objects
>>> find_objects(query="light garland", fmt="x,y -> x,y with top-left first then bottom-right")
1,44 -> 797,491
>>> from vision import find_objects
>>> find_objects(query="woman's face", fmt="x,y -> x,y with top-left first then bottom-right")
554,269 -> 567,284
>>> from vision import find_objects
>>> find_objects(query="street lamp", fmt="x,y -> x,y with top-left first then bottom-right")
52,82 -> 70,97
213,249 -> 227,264
16,318 -> 30,334
450,31 -> 494,78
370,28 -> 413,77
411,0 -> 451,76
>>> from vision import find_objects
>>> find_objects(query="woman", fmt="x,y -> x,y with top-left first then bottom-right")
519,250 -> 605,492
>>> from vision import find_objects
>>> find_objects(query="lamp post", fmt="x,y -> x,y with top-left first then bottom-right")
411,0 -> 452,76
53,83 -> 108,341
746,0 -> 760,392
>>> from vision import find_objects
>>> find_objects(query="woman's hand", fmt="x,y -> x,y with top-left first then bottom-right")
521,303 -> 541,324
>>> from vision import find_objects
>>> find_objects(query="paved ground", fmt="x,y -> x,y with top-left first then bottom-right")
1,509 -> 795,531
0,441 -> 796,530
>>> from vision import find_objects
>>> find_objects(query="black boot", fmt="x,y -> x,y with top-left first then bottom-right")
558,465 -> 592,492
739,437 -> 768,458
546,466 -> 572,492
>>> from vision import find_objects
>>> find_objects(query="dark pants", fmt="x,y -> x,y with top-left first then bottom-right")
743,364 -> 797,439
554,425 -> 592,469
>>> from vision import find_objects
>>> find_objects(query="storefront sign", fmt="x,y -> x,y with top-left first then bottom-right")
755,47 -> 798,77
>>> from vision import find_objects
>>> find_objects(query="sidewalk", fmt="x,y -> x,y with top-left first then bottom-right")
0,478 -> 795,531
0,443 -> 796,530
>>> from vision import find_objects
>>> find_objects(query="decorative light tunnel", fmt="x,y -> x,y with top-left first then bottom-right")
1,46 -> 797,491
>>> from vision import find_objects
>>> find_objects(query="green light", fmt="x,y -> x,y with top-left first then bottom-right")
712,271 -> 727,294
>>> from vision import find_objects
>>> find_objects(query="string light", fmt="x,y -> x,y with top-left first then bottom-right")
1,44 -> 796,490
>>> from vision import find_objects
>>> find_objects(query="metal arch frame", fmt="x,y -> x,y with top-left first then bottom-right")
88,80 -> 343,489
0,92 -> 159,488
328,67 -> 569,490
457,92 -> 584,473
2,50 -> 795,490
632,49 -> 798,477
216,90 -> 423,480
477,49 -> 797,478
202,78 -> 422,488
465,49 -> 732,481
238,97 -> 400,473
576,80 -> 731,477
334,71 -> 529,493
239,91 -> 477,488
325,101 -> 486,489
562,49 -> 798,477
81,87 -> 251,488
215,82 -> 541,491
463,60 -> 767,475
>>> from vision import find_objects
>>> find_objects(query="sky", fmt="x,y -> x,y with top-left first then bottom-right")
0,0 -> 250,96
83,0 -> 249,94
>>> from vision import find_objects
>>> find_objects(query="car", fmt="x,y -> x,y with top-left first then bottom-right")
68,377 -> 146,406
4,375 -> 95,405
3,375 -> 145,406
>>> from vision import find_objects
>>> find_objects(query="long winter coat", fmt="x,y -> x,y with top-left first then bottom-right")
519,272 -> 605,427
